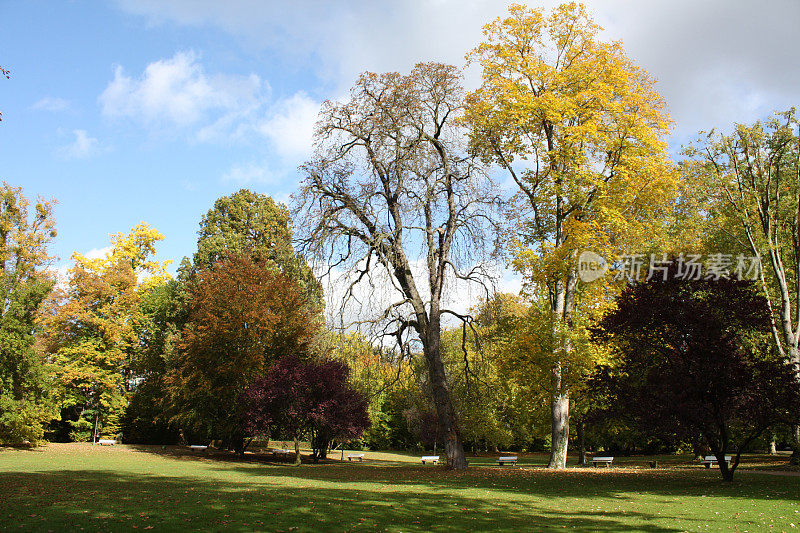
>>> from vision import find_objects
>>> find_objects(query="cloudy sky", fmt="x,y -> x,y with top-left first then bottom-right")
1,0 -> 798,281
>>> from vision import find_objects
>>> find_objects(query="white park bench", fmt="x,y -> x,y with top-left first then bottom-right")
189,445 -> 208,451
497,456 -> 518,466
97,439 -> 116,446
271,448 -> 293,456
700,455 -> 731,468
421,455 -> 439,464
591,456 -> 614,467
347,453 -> 365,462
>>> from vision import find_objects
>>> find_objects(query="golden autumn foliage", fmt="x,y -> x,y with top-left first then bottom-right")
43,223 -> 170,439
464,3 -> 679,467
465,2 -> 677,277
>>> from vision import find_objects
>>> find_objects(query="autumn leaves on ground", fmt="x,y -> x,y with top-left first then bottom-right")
1,444 -> 799,532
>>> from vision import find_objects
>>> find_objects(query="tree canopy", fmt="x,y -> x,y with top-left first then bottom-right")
294,62 -> 499,469
167,253 -> 321,450
43,223 -> 170,441
0,183 -> 57,444
194,189 -> 322,306
592,268 -> 800,481
463,2 -> 677,468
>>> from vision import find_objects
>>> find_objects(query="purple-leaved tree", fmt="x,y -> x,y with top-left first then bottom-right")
243,354 -> 370,464
592,268 -> 800,481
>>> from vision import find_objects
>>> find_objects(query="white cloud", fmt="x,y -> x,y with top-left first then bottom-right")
99,51 -> 264,131
222,161 -> 282,185
57,129 -> 101,159
31,97 -> 70,112
98,51 -> 321,156
258,92 -> 320,159
83,245 -> 113,260
115,0 -> 800,147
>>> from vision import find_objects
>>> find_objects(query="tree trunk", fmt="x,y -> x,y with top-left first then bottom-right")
293,437 -> 301,466
422,315 -> 467,470
548,385 -> 570,468
547,272 -> 576,469
576,416 -> 586,466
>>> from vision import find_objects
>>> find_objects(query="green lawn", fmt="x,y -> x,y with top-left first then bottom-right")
1,444 -> 798,532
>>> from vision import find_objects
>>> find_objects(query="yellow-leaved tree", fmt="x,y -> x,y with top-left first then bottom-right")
464,3 -> 678,468
44,223 -> 170,441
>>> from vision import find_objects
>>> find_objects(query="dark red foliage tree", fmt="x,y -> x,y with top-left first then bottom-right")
592,269 -> 800,481
243,354 -> 370,464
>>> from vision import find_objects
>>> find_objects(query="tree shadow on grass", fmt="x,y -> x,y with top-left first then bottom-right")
126,444 -> 800,505
0,469 -> 684,532
214,461 -> 800,505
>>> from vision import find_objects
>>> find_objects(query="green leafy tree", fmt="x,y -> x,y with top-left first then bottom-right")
194,189 -> 322,306
683,109 -> 800,456
121,279 -> 186,444
0,183 -> 57,444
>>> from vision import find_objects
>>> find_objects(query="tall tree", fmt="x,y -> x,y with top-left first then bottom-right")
0,183 -> 57,444
43,223 -> 170,440
194,189 -> 322,305
167,254 -> 321,451
294,62 -> 499,469
592,269 -> 800,481
464,2 -> 676,468
683,109 -> 800,457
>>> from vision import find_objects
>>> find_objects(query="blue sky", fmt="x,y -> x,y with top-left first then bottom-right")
1,0 -> 799,281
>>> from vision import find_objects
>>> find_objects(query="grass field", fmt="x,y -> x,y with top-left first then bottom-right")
1,444 -> 799,532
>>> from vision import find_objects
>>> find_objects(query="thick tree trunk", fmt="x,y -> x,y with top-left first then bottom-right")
547,272 -> 576,469
548,385 -> 570,469
422,315 -> 467,470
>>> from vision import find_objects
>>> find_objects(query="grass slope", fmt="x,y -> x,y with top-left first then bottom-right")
1,444 -> 798,532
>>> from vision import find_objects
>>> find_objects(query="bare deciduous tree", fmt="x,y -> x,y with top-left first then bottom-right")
293,62 -> 499,469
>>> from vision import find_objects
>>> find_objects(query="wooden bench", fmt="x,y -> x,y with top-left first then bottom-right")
421,455 -> 439,465
497,456 -> 518,466
189,445 -> 208,451
97,439 -> 116,446
347,453 -> 365,462
700,455 -> 731,468
591,456 -> 614,467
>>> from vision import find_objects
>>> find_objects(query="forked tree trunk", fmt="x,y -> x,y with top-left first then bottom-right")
548,275 -> 574,469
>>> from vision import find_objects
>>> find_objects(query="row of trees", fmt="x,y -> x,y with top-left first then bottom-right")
1,3 -> 797,478
293,2 -> 800,472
